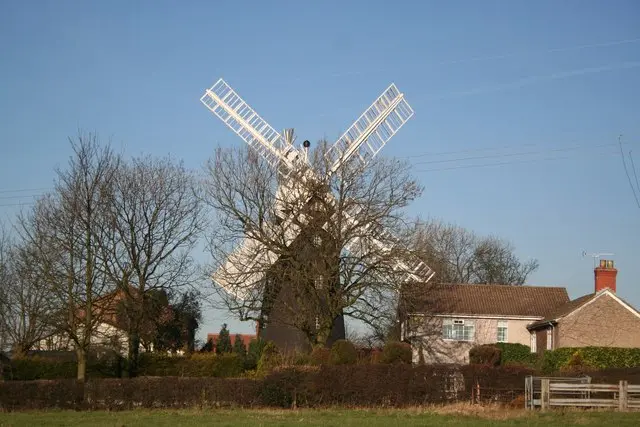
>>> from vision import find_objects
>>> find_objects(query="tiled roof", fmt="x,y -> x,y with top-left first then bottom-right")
527,293 -> 597,329
408,283 -> 570,318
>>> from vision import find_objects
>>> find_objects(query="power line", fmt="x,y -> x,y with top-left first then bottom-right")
0,202 -> 36,208
618,135 -> 640,209
410,141 -> 628,166
0,193 -> 44,200
0,187 -> 50,195
414,155 -> 572,173
413,149 -> 623,173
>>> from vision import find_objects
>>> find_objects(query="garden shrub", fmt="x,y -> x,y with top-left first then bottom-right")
380,341 -> 412,364
309,347 -> 331,365
329,340 -> 357,365
257,341 -> 281,375
245,339 -> 266,370
469,344 -> 502,366
495,343 -> 538,366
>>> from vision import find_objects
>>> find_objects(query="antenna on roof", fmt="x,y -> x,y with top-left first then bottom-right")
581,251 -> 615,268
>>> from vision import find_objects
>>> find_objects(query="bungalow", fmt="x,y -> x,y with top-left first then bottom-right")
402,259 -> 640,364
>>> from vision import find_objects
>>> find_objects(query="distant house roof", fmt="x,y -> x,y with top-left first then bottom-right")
207,333 -> 256,348
407,283 -> 570,318
528,288 -> 640,329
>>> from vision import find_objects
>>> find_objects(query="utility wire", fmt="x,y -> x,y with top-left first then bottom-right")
0,187 -> 50,194
619,135 -> 640,209
411,141 -> 628,166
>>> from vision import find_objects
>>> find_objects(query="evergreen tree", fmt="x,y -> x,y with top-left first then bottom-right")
215,323 -> 232,354
233,334 -> 247,357
245,338 -> 266,370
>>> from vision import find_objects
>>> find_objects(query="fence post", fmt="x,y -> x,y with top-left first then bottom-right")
540,378 -> 550,411
619,380 -> 628,412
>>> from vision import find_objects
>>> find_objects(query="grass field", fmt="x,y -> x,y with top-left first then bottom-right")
0,407 -> 639,427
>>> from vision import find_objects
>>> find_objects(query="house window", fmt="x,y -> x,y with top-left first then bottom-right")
443,318 -> 475,341
546,328 -> 553,350
497,320 -> 508,342
530,332 -> 537,353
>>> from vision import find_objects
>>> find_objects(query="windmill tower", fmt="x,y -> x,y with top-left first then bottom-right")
200,79 -> 435,350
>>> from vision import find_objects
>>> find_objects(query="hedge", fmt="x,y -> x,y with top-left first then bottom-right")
7,354 -> 126,381
469,345 -> 501,366
468,343 -> 537,367
380,342 -> 412,364
138,353 -> 244,378
541,347 -> 640,373
0,364 -> 536,410
495,343 -> 538,367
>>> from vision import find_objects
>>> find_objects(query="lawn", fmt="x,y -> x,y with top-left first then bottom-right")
0,407 -> 639,427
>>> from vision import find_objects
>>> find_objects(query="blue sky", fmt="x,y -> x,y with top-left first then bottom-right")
1,0 -> 639,341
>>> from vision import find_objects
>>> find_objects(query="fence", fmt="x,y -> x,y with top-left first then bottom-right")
529,378 -> 640,411
524,375 -> 591,409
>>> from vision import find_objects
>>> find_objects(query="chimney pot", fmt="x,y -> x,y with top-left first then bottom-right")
594,259 -> 617,293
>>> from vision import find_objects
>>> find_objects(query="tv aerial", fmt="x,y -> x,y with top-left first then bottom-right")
581,251 -> 614,268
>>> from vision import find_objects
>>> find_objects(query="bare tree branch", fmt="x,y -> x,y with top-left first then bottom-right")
203,142 -> 425,347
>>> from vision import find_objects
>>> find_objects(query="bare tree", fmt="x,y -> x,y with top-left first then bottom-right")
102,155 -> 203,376
411,219 -> 538,285
0,236 -> 55,355
0,224 -> 10,351
204,143 -> 425,347
17,132 -> 120,380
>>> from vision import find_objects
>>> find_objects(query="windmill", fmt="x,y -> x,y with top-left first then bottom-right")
201,78 -> 435,348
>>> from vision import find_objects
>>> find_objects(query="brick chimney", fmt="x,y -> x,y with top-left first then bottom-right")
594,259 -> 617,293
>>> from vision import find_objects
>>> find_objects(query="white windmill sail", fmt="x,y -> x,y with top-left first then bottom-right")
325,83 -> 414,176
201,79 -> 313,299
201,78 -> 434,301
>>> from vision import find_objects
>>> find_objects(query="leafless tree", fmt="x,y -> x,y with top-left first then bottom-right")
17,132 -> 120,380
359,219 -> 539,345
411,218 -> 538,285
102,155 -> 204,376
0,224 -> 10,351
0,236 -> 55,355
204,143 -> 425,347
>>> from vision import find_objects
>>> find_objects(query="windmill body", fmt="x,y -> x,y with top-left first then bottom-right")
201,79 -> 435,349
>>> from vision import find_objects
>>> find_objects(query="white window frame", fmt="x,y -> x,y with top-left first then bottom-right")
497,320 -> 508,343
530,331 -> 537,353
546,328 -> 553,350
442,318 -> 475,341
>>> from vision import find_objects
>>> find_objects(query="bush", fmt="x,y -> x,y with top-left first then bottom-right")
495,343 -> 538,366
469,345 -> 502,366
541,347 -> 640,373
309,347 -> 330,365
257,342 -> 280,375
380,341 -> 412,364
330,340 -> 357,365
137,352 -> 243,377
245,339 -> 266,371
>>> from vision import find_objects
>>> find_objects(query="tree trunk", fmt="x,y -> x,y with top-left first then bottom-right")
128,332 -> 140,377
76,348 -> 87,382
